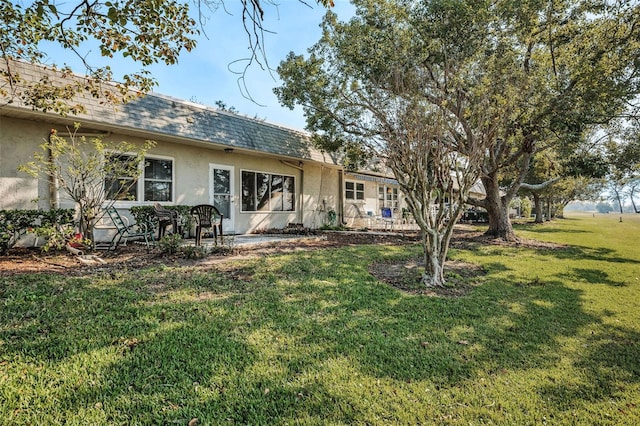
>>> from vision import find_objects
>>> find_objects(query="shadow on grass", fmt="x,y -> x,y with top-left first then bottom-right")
559,268 -> 628,287
223,248 -> 600,396
0,243 -> 633,423
537,322 -> 640,411
58,320 -> 258,424
536,245 -> 640,265
0,273 -> 160,362
513,222 -> 589,234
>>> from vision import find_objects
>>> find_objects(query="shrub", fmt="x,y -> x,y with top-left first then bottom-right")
129,206 -> 156,227
130,205 -> 193,237
180,244 -> 208,259
0,209 -> 75,255
157,233 -> 183,255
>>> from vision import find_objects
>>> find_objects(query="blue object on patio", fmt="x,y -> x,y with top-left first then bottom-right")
105,207 -> 154,251
190,204 -> 224,246
381,207 -> 394,230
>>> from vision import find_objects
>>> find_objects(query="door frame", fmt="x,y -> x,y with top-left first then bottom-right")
208,163 -> 235,233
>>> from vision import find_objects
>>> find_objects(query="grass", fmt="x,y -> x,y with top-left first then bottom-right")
1,213 -> 639,425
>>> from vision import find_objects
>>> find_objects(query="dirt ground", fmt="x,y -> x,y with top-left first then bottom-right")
0,228 -> 563,295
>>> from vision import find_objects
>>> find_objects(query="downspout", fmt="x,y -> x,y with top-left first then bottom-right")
280,160 -> 304,224
47,129 -> 58,210
299,167 -> 304,224
339,169 -> 347,225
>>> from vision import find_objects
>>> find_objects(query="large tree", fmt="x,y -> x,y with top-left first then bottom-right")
276,1 -> 496,286
606,124 -> 640,212
522,141 -> 608,222
458,0 -> 640,239
277,0 -> 640,242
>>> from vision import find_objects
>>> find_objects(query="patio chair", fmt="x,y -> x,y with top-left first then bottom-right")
104,207 -> 154,251
381,207 -> 394,230
190,204 -> 224,246
154,203 -> 180,238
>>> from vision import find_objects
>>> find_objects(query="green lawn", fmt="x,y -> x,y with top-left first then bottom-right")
1,213 -> 639,425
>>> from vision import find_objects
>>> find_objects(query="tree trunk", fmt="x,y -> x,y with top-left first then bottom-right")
481,175 -> 517,241
556,204 -> 566,218
612,188 -> 624,214
533,193 -> 544,223
545,197 -> 552,221
629,186 -> 639,213
78,204 -> 96,249
422,231 -> 444,287
422,224 -> 452,287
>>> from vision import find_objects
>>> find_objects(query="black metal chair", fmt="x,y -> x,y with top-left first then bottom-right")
154,203 -> 180,238
105,207 -> 154,251
190,204 -> 223,246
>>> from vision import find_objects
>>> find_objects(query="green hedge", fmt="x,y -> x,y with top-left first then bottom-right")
0,209 -> 75,255
129,205 -> 194,236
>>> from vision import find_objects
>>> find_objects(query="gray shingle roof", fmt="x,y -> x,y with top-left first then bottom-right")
115,94 -> 324,161
1,60 -> 337,165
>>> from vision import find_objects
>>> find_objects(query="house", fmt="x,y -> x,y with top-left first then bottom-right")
1,61 -> 484,240
1,60 -> 347,239
342,170 -> 404,228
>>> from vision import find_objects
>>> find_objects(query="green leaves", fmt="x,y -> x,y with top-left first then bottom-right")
1,0 -> 198,112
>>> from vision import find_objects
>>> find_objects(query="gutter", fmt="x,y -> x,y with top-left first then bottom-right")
47,129 -> 58,210
339,169 -> 347,226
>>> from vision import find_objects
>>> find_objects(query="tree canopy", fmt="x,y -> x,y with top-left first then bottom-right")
1,0 -> 198,113
1,0 -> 333,114
275,0 -> 640,285
277,0 -> 640,241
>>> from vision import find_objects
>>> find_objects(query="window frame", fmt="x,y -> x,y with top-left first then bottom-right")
345,181 -> 365,201
106,152 -> 175,205
104,152 -> 139,202
240,169 -> 296,213
378,185 -> 399,211
142,155 -> 174,203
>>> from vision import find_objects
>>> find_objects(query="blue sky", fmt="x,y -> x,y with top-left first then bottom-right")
42,1 -> 355,131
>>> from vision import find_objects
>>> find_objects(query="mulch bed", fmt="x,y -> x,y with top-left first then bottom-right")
0,231 -> 422,277
0,228 -> 564,296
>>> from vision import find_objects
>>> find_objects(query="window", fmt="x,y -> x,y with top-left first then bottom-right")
378,185 -> 399,211
242,170 -> 295,212
106,154 -> 173,203
144,158 -> 173,202
345,181 -> 364,201
104,154 -> 138,201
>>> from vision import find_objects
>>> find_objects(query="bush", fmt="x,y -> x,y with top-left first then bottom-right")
157,233 -> 183,255
0,209 -> 75,255
129,205 -> 194,237
180,244 -> 208,259
129,206 -> 156,227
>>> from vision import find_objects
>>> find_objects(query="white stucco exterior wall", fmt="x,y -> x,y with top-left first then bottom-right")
1,114 -> 343,239
0,116 -> 52,210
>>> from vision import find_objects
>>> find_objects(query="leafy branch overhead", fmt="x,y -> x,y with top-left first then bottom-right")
1,0 -> 334,114
1,0 -> 198,113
